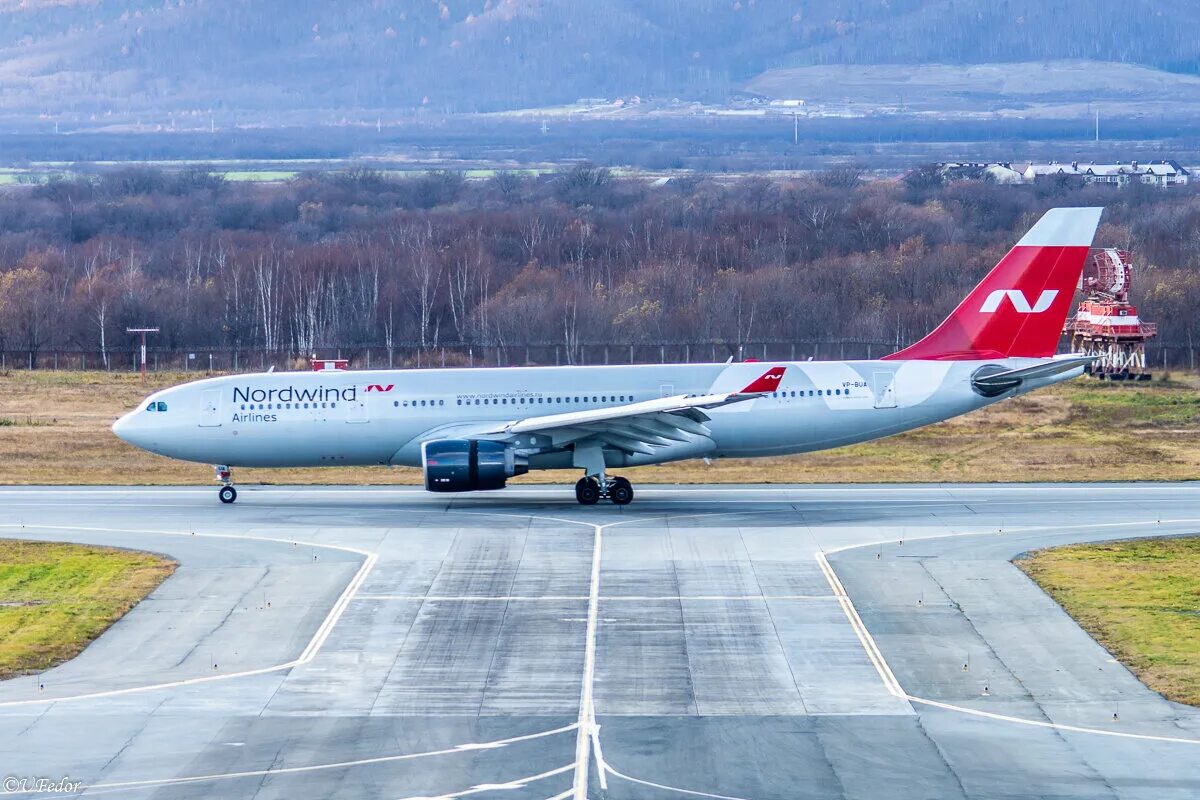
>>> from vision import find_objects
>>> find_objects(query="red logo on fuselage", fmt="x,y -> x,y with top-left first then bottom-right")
365,384 -> 394,392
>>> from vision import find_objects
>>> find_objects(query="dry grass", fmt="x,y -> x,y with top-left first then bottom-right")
0,369 -> 1198,485
0,539 -> 175,679
1017,536 -> 1200,707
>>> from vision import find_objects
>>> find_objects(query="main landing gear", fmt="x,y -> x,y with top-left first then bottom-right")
575,474 -> 634,506
215,465 -> 237,504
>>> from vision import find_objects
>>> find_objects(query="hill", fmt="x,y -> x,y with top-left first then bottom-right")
0,0 -> 1198,119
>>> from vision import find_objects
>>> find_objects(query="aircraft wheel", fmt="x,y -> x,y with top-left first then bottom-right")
575,477 -> 600,505
218,485 -> 238,504
609,477 -> 634,506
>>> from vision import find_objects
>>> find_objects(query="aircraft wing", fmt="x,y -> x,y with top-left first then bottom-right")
482,366 -> 785,455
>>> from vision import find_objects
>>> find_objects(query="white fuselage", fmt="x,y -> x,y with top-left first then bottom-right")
112,359 -> 1076,471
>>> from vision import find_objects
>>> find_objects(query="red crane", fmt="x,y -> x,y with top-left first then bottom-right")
1063,248 -> 1156,380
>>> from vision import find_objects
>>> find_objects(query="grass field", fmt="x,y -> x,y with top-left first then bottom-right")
1017,536 -> 1200,706
0,369 -> 1197,485
0,540 -> 175,679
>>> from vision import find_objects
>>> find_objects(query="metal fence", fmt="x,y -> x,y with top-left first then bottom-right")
1,339 -> 1197,373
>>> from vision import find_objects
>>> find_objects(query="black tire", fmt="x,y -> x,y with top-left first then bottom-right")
219,485 -> 237,504
575,477 -> 600,505
610,478 -> 633,505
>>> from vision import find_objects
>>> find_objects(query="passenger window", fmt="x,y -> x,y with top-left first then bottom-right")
394,401 -> 399,407
439,399 -> 444,406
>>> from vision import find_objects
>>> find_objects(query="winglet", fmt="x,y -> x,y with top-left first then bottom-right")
739,366 -> 786,393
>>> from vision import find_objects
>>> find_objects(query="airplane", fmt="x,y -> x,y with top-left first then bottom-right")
113,207 -> 1103,506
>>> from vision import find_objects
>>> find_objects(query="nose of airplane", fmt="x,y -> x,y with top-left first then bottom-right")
112,411 -> 139,445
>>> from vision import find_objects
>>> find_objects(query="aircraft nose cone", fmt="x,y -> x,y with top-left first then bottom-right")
112,412 -> 140,446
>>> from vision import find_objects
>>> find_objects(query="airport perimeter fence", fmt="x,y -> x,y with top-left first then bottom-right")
1,339 -> 1198,373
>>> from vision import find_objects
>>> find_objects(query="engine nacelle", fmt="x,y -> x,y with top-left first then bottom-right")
422,439 -> 527,492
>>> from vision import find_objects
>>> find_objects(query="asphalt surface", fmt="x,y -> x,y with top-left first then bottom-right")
0,483 -> 1198,799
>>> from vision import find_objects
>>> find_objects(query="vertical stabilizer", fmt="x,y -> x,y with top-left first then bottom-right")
883,207 -> 1103,360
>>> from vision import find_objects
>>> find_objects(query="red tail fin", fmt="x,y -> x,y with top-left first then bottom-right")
883,207 -> 1103,361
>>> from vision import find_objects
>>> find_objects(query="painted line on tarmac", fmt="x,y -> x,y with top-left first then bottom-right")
8,724 -> 579,797
816,550 -> 907,700
603,762 -> 754,800
817,518 -> 1200,745
355,594 -> 835,602
0,522 -> 377,707
907,696 -> 1200,745
2,484 -> 1197,498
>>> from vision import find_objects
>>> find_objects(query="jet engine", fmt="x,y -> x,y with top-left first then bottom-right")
422,439 -> 528,492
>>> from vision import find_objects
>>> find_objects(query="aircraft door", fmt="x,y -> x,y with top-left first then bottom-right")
659,383 -> 674,398
872,371 -> 898,409
199,389 -> 222,427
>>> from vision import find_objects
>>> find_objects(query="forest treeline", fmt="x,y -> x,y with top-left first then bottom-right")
0,164 -> 1198,367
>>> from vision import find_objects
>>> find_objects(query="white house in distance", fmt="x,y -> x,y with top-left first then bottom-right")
1023,160 -> 1190,187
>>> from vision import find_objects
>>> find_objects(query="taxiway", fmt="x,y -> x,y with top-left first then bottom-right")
0,484 -> 1198,799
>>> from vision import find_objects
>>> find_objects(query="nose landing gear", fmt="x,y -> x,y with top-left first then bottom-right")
215,466 -> 237,504
574,474 -> 634,506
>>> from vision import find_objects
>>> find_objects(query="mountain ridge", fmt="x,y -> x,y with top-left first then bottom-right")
1,0 -> 1197,117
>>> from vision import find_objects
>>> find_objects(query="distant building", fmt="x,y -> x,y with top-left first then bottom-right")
937,162 -> 1023,184
1023,160 -> 1189,187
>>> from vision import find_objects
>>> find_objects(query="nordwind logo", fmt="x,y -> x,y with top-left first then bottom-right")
979,289 -> 1058,314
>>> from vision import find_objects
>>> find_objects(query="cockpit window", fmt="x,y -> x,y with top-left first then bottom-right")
156,401 -> 168,412
146,403 -> 156,411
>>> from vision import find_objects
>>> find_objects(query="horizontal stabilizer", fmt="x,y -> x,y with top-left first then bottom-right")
972,355 -> 1095,395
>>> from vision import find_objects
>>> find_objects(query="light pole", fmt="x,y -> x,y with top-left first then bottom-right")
126,327 -> 159,386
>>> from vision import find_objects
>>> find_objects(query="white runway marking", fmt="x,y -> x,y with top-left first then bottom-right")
355,594 -> 835,602
393,763 -> 573,800
0,522 -> 377,707
573,519 -> 604,800
604,761 -> 754,800
17,724 -> 579,798
815,550 -> 907,701
817,519 -> 1200,746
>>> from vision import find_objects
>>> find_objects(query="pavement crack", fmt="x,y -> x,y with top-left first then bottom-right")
475,518 -> 531,717
664,519 -> 700,716
918,559 -> 1120,799
14,703 -> 51,738
95,697 -> 167,777
741,525 -> 809,714
369,525 -> 459,716
171,565 -> 273,669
